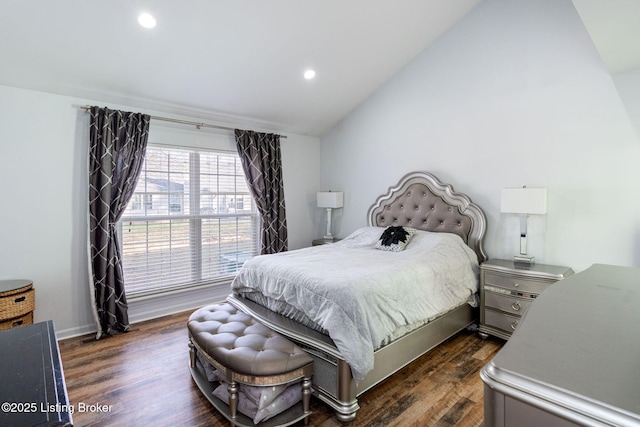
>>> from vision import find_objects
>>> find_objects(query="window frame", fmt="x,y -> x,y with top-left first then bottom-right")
117,143 -> 260,297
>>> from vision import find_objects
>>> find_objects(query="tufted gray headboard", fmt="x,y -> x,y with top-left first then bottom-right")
367,171 -> 487,263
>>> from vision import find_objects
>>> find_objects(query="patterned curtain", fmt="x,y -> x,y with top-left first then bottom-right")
88,106 -> 150,339
235,129 -> 288,254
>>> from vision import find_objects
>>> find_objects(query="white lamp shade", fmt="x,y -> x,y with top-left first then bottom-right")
501,188 -> 547,214
317,191 -> 343,208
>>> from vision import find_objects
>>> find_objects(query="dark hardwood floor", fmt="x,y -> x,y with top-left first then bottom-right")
58,311 -> 503,427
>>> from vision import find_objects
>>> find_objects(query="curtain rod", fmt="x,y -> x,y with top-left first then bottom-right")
81,105 -> 286,138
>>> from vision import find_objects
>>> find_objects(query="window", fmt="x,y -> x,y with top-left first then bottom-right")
118,145 -> 259,296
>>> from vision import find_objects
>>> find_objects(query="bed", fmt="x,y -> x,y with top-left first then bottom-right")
227,171 -> 487,422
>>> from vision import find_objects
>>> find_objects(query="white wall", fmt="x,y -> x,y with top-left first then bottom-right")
0,84 -> 320,338
613,69 -> 640,141
320,0 -> 640,273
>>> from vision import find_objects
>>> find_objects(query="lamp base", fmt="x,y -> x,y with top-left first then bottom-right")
514,254 -> 535,266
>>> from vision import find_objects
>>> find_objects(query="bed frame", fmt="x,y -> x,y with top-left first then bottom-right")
227,171 -> 487,422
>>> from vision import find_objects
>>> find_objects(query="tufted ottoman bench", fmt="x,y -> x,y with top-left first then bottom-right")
188,303 -> 313,426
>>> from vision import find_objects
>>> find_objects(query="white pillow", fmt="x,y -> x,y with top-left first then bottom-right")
212,381 -> 303,423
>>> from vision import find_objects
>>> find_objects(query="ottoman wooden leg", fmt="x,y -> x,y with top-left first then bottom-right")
302,375 -> 312,425
227,380 -> 239,419
188,339 -> 196,369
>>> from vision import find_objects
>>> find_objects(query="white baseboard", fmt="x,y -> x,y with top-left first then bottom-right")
56,324 -> 98,341
56,282 -> 230,341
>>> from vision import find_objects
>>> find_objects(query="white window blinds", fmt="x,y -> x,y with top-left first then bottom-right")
118,145 -> 259,296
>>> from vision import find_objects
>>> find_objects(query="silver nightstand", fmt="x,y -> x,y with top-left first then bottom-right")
479,259 -> 574,340
312,238 -> 340,246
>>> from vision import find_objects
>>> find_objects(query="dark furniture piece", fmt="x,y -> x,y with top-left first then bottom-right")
479,259 -> 574,340
481,264 -> 640,426
0,279 -> 35,330
0,320 -> 72,426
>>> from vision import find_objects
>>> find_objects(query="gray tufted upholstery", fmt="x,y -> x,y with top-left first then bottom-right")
368,172 -> 488,263
188,303 -> 313,376
374,183 -> 472,243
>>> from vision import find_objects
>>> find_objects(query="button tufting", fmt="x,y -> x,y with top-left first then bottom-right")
188,303 -> 313,378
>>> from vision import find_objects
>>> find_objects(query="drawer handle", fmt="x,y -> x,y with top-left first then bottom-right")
14,296 -> 26,303
510,320 -> 519,330
12,320 -> 24,327
511,301 -> 521,311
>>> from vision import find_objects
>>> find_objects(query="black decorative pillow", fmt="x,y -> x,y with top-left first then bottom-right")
375,226 -> 417,252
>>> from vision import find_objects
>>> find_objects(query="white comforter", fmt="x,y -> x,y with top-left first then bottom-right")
231,226 -> 479,382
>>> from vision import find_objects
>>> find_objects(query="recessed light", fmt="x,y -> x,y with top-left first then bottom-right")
138,13 -> 156,29
304,69 -> 316,80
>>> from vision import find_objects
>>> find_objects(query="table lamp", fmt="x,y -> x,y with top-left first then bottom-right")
501,187 -> 547,265
317,191 -> 343,240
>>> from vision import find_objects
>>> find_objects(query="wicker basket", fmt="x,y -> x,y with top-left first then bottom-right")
0,312 -> 34,330
0,280 -> 32,297
0,287 -> 35,322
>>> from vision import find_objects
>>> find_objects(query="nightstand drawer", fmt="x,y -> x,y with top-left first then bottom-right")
484,272 -> 550,294
479,260 -> 574,340
484,309 -> 521,334
484,291 -> 533,316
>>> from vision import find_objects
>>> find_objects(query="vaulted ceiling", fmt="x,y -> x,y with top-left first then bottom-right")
0,1 -> 637,137
572,0 -> 640,76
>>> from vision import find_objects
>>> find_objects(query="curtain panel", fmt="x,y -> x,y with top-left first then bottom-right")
234,129 -> 288,254
88,106 -> 150,338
